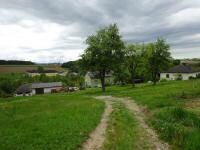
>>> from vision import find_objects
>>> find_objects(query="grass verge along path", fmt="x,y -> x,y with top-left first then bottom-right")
82,99 -> 113,150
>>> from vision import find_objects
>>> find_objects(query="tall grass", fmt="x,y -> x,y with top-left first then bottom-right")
150,107 -> 200,150
88,79 -> 200,150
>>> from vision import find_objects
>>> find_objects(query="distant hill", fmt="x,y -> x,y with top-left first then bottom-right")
0,60 -> 35,65
61,60 -> 86,75
180,58 -> 200,64
61,61 -> 79,72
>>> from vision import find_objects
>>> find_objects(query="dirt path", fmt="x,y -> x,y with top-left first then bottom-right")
95,96 -> 170,150
82,99 -> 113,150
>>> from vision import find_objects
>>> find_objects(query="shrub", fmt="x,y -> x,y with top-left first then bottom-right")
150,107 -> 200,150
189,76 -> 196,80
160,78 -> 168,82
0,90 -> 9,98
0,78 -> 16,96
196,74 -> 200,79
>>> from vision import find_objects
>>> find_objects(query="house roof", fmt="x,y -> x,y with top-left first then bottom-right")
16,82 -> 62,94
16,84 -> 31,94
27,70 -> 59,73
31,82 -> 62,88
87,71 -> 112,79
163,64 -> 200,73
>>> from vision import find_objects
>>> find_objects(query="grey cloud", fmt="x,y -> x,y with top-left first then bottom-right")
0,0 -> 200,62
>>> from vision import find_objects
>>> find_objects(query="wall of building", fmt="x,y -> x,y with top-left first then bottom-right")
85,74 -> 92,87
32,89 -> 36,95
28,73 -> 40,77
28,73 -> 59,77
15,93 -> 33,96
31,87 -> 62,95
45,73 -> 59,77
160,72 -> 200,80
85,74 -> 114,87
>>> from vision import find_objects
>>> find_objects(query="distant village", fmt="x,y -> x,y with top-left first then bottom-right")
11,58 -> 199,97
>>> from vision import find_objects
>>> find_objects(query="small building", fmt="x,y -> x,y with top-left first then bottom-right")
85,72 -> 114,87
15,82 -> 63,96
27,70 -> 67,77
160,64 -> 200,80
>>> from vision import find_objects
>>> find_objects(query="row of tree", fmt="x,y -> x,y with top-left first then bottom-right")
81,24 -> 173,92
0,60 -> 35,65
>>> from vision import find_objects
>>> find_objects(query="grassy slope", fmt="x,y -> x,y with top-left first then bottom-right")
103,102 -> 154,150
0,93 -> 104,150
1,80 -> 200,150
86,80 -> 200,150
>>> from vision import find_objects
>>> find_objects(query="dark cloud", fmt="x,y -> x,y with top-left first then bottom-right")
0,0 -> 200,62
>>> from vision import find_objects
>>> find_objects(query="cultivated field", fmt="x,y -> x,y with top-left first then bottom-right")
0,65 -> 64,74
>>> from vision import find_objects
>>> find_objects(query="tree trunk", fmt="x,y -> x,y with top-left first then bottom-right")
100,77 -> 105,92
131,72 -> 135,87
100,69 -> 106,92
129,63 -> 136,88
152,72 -> 157,85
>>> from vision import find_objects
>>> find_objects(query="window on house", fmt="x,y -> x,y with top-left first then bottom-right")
166,74 -> 169,78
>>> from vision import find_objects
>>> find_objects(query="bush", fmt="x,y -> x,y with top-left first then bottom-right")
160,78 -> 168,82
189,76 -> 196,80
0,90 -> 9,98
0,78 -> 16,96
196,74 -> 200,79
150,107 -> 200,150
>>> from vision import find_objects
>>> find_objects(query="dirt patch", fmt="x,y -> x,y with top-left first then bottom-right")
95,96 -> 170,150
185,98 -> 200,108
82,98 -> 113,150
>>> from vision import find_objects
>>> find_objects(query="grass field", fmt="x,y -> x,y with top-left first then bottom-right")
86,80 -> 200,150
0,93 -> 104,150
0,65 -> 64,74
1,80 -> 200,150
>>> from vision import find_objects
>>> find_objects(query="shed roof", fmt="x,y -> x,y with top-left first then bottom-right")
163,64 -> 199,73
31,82 -> 62,88
16,82 -> 62,94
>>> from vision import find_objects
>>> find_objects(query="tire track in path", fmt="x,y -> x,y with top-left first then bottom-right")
95,96 -> 170,150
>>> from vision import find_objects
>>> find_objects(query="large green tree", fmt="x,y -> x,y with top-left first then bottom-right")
81,24 -> 125,92
146,38 -> 171,85
125,44 -> 144,87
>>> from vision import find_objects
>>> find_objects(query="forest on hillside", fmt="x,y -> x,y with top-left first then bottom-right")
0,60 -> 35,65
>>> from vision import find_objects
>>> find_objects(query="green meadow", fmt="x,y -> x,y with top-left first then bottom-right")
86,79 -> 200,150
0,80 -> 200,150
0,93 -> 104,150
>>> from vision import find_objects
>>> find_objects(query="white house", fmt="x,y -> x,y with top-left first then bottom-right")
85,72 -> 114,87
160,64 -> 200,80
15,82 -> 63,96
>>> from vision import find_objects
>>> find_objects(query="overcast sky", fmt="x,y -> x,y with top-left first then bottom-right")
0,0 -> 200,63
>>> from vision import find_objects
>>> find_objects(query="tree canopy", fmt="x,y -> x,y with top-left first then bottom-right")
81,24 -> 125,91
125,44 -> 145,87
146,38 -> 171,84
